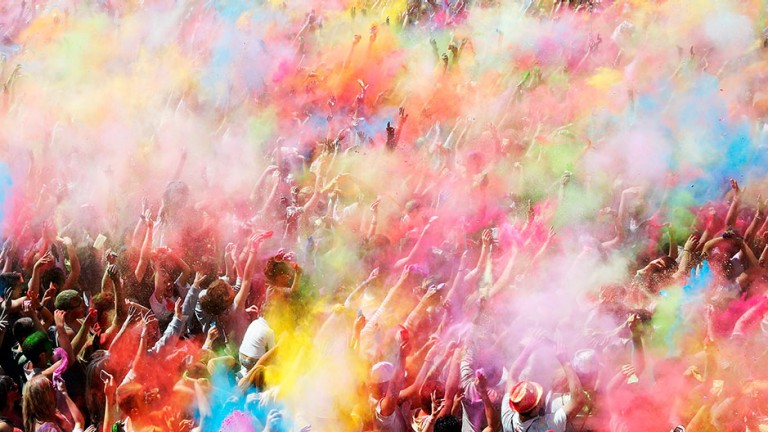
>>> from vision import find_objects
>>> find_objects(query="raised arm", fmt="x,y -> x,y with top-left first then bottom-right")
556,347 -> 586,421
393,216 -> 438,270
250,165 -> 279,203
601,187 -> 640,250
745,197 -> 764,246
259,171 -> 282,216
28,252 -> 54,301
367,196 -> 381,239
672,234 -> 699,281
53,310 -> 75,364
477,370 -> 502,432
59,237 -> 80,292
343,268 -> 379,309
135,217 -> 154,282
233,230 -> 273,311
437,346 -> 463,418
71,309 -> 97,358
301,170 -> 326,216
464,229 -> 492,285
724,179 -> 740,229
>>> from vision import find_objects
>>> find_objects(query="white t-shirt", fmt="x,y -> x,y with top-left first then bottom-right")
501,392 -> 567,432
149,293 -> 176,322
239,318 -> 275,360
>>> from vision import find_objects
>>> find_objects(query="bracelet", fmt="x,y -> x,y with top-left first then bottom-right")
683,249 -> 692,253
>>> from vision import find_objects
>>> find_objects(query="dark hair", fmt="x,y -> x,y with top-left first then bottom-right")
434,415 -> 462,432
85,354 -> 110,425
41,267 -> 66,290
13,318 -> 36,344
162,181 -> 190,213
0,272 -> 22,298
419,380 -> 445,414
199,280 -> 234,317
264,259 -> 294,286
21,332 -> 53,366
0,375 -> 16,411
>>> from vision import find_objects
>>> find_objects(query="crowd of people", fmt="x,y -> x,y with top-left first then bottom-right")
2,0 -> 768,431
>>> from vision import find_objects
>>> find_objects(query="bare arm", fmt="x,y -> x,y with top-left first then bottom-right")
59,237 -> 80,292
250,165 -> 278,203
367,197 -> 381,239
301,171 -> 325,216
724,179 -> 740,229
672,234 -> 699,280
72,310 -> 97,358
477,370 -> 501,432
135,220 -> 154,282
53,310 -> 75,364
233,231 -> 273,311
464,230 -> 492,285
437,347 -> 463,418
58,382 -> 85,430
343,268 -> 379,309
745,198 -> 764,246
259,171 -> 282,215
602,187 -> 640,250
393,217 -> 437,270
560,361 -> 586,420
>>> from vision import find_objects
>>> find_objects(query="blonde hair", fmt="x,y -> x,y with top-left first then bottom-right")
22,376 -> 57,432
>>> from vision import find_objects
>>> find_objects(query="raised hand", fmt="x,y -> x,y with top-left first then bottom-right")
430,390 -> 445,416
54,309 -> 67,328
193,271 -> 209,287
34,252 -> 55,270
264,410 -> 284,432
370,196 -> 381,213
366,267 -> 380,282
481,229 -> 492,247
475,369 -> 488,392
0,309 -> 8,334
107,264 -> 120,282
683,234 -> 699,252
141,313 -> 158,339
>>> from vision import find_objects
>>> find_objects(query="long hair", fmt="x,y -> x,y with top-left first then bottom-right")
23,376 -> 57,432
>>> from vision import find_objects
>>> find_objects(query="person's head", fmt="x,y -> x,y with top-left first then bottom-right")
54,289 -> 85,319
91,291 -> 115,327
264,258 -> 296,287
199,280 -> 235,317
13,318 -> 36,345
154,268 -> 174,298
161,181 -> 190,215
41,267 -> 66,292
0,375 -> 20,413
419,380 -> 445,414
368,362 -> 394,399
434,415 -> 462,432
0,272 -> 24,300
362,234 -> 393,271
22,375 -> 57,432
116,382 -> 146,418
571,349 -> 599,390
21,331 -> 53,368
509,381 -> 544,421
85,354 -> 111,426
